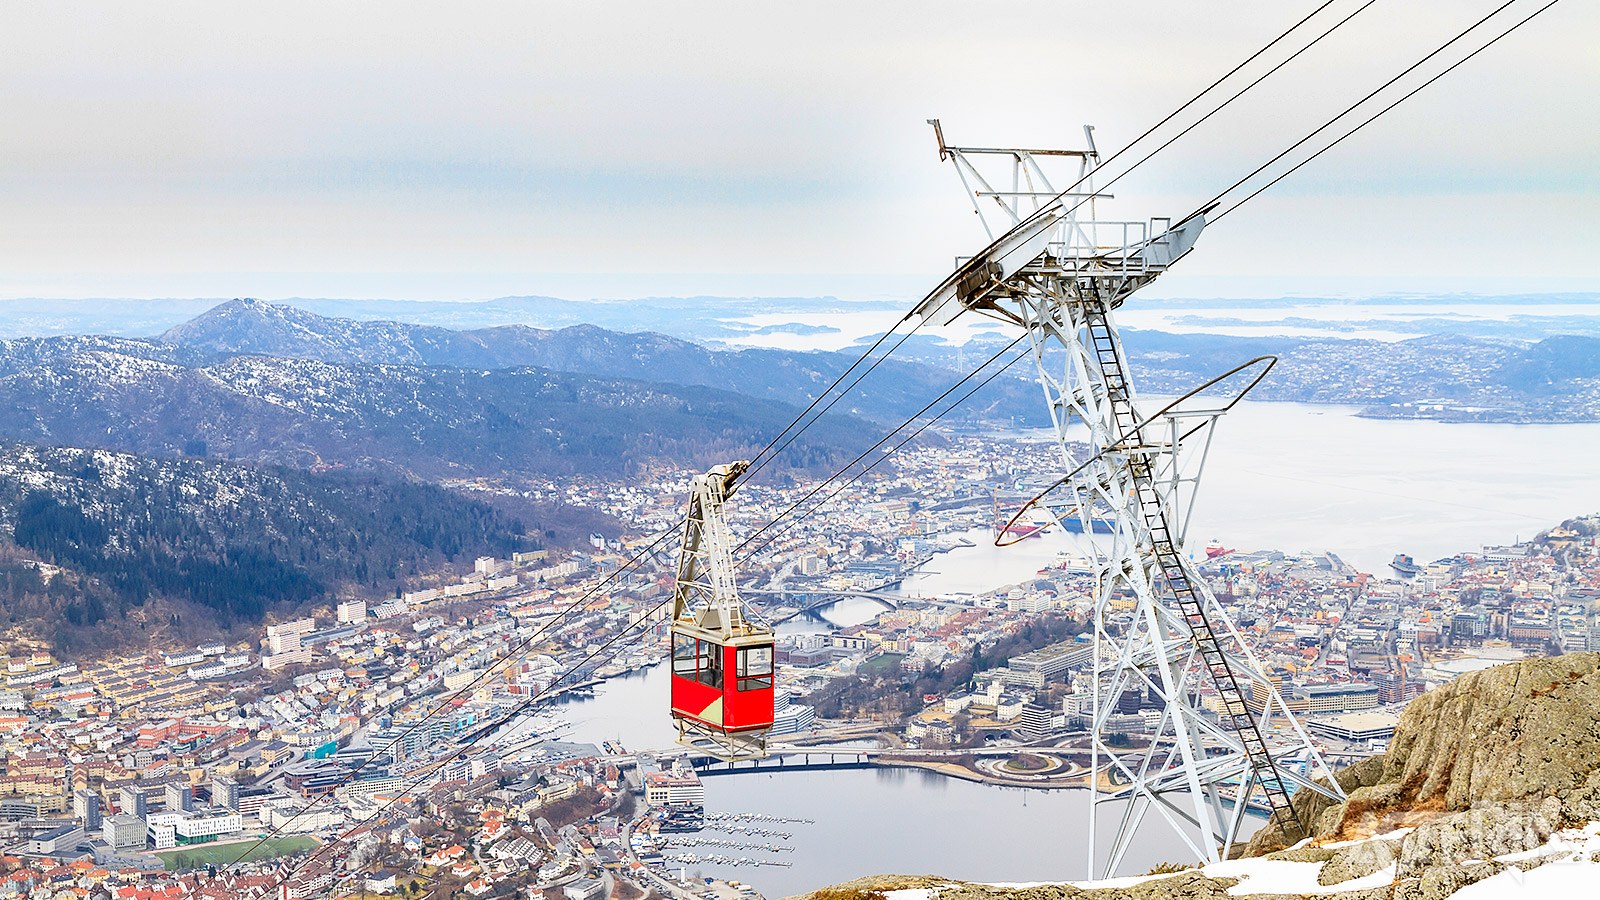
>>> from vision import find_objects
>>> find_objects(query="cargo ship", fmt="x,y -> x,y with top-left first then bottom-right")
1061,515 -> 1115,535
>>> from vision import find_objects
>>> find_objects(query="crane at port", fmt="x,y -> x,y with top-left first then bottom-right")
916,121 -> 1343,876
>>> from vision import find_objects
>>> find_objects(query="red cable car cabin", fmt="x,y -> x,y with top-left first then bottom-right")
670,624 -> 774,758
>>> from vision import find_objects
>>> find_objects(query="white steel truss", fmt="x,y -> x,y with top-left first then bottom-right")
917,122 -> 1342,877
671,462 -> 752,636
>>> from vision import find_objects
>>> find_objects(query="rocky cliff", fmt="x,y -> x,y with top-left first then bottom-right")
1246,650 -> 1600,853
790,652 -> 1600,900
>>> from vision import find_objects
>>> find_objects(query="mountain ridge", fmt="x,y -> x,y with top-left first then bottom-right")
156,298 -> 1045,427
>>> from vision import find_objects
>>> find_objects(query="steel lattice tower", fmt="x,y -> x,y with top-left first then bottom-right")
916,121 -> 1343,876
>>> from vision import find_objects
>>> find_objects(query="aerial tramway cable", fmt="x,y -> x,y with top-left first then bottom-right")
218,318 -> 947,862
222,330 -> 1035,891
1188,0 -> 1542,223
220,306 -> 1030,877
738,316 -> 930,487
919,0 -> 1376,314
736,343 -> 1035,564
744,0 -> 1376,487
1208,0 -> 1565,223
742,312 -> 915,477
231,4 -> 1404,855
734,335 -> 1028,560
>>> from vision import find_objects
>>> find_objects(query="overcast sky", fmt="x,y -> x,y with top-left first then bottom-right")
1,0 -> 1595,301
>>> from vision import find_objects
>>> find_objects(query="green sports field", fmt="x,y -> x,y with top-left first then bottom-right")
156,835 -> 319,871
858,652 -> 905,675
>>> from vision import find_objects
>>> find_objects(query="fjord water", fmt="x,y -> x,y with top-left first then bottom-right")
1173,401 -> 1600,575
943,401 -> 1600,589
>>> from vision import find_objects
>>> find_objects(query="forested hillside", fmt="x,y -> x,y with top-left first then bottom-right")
0,444 -> 551,653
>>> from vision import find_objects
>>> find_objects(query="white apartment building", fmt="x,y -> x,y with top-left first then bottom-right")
262,799 -> 342,833
175,807 -> 242,843
263,618 -> 315,670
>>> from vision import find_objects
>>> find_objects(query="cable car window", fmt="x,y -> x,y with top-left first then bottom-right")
736,645 -> 774,691
672,633 -> 699,679
697,639 -> 721,688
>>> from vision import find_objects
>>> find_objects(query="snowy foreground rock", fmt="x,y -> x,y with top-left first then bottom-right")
789,652 -> 1600,900
781,825 -> 1600,900
780,815 -> 1600,899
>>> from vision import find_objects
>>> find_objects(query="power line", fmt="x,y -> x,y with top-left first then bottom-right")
1213,0 -> 1564,222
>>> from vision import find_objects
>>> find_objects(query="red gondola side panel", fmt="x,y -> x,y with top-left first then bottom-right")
723,643 -> 774,732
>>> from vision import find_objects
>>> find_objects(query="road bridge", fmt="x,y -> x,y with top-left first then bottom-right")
689,748 -> 876,776
683,743 -> 1092,775
741,587 -> 902,623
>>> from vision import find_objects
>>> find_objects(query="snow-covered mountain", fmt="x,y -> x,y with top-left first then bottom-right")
158,298 -> 1042,426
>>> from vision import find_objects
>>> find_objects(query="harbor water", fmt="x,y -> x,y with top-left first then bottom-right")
551,665 -> 1199,897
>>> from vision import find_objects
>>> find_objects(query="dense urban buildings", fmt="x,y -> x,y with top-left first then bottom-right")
0,439 -> 1592,898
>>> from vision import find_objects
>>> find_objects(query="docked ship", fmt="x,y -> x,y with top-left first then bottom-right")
1390,553 -> 1422,576
999,520 -> 1048,540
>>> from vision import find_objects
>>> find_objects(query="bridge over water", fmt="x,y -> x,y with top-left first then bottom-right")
684,744 -> 1089,776
688,748 -> 878,775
